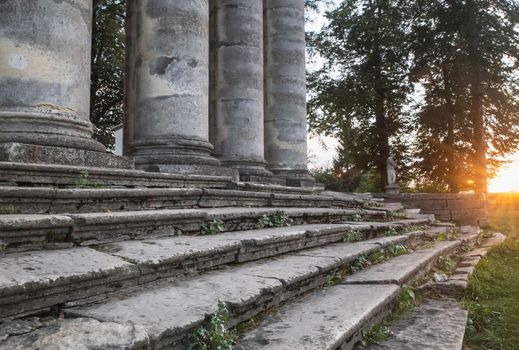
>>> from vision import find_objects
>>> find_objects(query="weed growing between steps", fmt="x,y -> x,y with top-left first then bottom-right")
256,211 -> 292,228
387,209 -> 407,220
343,229 -> 365,243
0,205 -> 19,214
463,207 -> 519,350
188,301 -> 237,350
358,285 -> 419,348
201,219 -> 226,235
351,244 -> 410,273
74,170 -> 105,188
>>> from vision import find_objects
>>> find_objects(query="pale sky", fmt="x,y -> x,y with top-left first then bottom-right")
305,1 -> 519,192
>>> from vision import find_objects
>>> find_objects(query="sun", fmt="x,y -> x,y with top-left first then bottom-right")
488,152 -> 519,193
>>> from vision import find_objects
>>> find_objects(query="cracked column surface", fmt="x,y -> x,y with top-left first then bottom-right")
125,0 -> 232,176
209,0 -> 273,181
264,0 -> 314,187
0,0 -> 129,167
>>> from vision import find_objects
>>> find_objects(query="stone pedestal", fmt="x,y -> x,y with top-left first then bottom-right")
209,0 -> 272,181
124,0 -> 233,177
263,0 -> 314,187
385,184 -> 401,194
0,1 -> 130,168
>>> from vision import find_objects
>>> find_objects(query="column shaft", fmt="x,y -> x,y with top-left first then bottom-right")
0,0 -> 127,166
209,0 -> 272,181
125,0 -> 226,175
264,0 -> 314,186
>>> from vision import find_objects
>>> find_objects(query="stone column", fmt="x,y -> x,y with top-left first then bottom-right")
209,0 -> 272,182
263,0 -> 314,186
125,0 -> 232,176
0,1 -> 130,168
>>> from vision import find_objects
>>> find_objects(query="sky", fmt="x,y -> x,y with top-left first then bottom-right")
305,1 -> 519,192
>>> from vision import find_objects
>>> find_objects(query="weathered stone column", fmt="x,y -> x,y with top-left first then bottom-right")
264,0 -> 314,186
209,0 -> 272,181
0,1 -> 130,168
125,0 -> 231,176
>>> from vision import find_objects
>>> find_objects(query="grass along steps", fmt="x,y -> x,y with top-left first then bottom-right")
0,207 -> 426,253
0,223 -> 441,319
0,225 -> 468,349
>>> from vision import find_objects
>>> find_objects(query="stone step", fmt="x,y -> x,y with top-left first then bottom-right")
0,161 -> 232,189
0,186 -> 361,215
236,240 -> 467,350
343,240 -> 461,285
0,223 -> 430,319
367,298 -> 468,350
0,234 -> 422,347
0,162 -> 327,193
0,207 -> 419,252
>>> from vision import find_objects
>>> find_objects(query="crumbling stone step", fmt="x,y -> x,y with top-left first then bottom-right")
0,248 -> 139,318
1,207 -> 403,251
238,284 -> 401,350
59,235 -> 408,349
367,298 -> 468,350
0,223 -> 423,319
0,161 -> 233,188
0,235 -> 411,347
343,240 -> 461,285
0,186 -> 358,215
0,214 -> 74,252
235,239 -> 468,350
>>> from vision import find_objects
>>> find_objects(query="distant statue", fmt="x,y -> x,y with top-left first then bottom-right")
387,154 -> 397,186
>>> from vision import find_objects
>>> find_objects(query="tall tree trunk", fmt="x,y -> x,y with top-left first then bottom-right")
374,2 -> 390,189
466,0 -> 487,193
442,67 -> 459,193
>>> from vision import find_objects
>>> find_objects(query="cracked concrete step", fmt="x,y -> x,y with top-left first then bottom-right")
343,240 -> 461,285
0,223 -> 428,319
235,239 -> 467,350
0,207 -> 407,252
0,186 -> 361,215
238,284 -> 401,350
0,161 -> 233,189
0,235 -> 411,347
367,298 -> 468,350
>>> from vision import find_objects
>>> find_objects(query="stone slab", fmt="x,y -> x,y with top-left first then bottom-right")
0,142 -> 134,169
482,232 -> 506,248
0,214 -> 75,251
0,247 -> 138,318
238,284 -> 401,350
368,298 -> 468,350
70,271 -> 283,347
0,162 -> 232,188
66,235 -> 413,348
0,318 -> 149,350
343,241 -> 461,285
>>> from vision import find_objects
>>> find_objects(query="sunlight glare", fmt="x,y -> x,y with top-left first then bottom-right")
489,152 -> 519,193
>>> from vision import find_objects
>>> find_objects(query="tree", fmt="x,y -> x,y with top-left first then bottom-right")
411,0 -> 519,193
308,0 -> 413,191
91,0 -> 125,150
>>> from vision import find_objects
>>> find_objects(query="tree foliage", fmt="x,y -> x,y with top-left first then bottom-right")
308,0 -> 414,191
410,0 -> 519,192
91,0 -> 125,150
308,0 -> 519,193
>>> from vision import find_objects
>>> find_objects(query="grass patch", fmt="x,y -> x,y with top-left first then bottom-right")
463,207 -> 519,350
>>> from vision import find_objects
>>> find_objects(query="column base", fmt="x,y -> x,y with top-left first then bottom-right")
270,169 -> 316,188
135,162 -> 239,180
220,160 -> 278,184
0,142 -> 134,169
